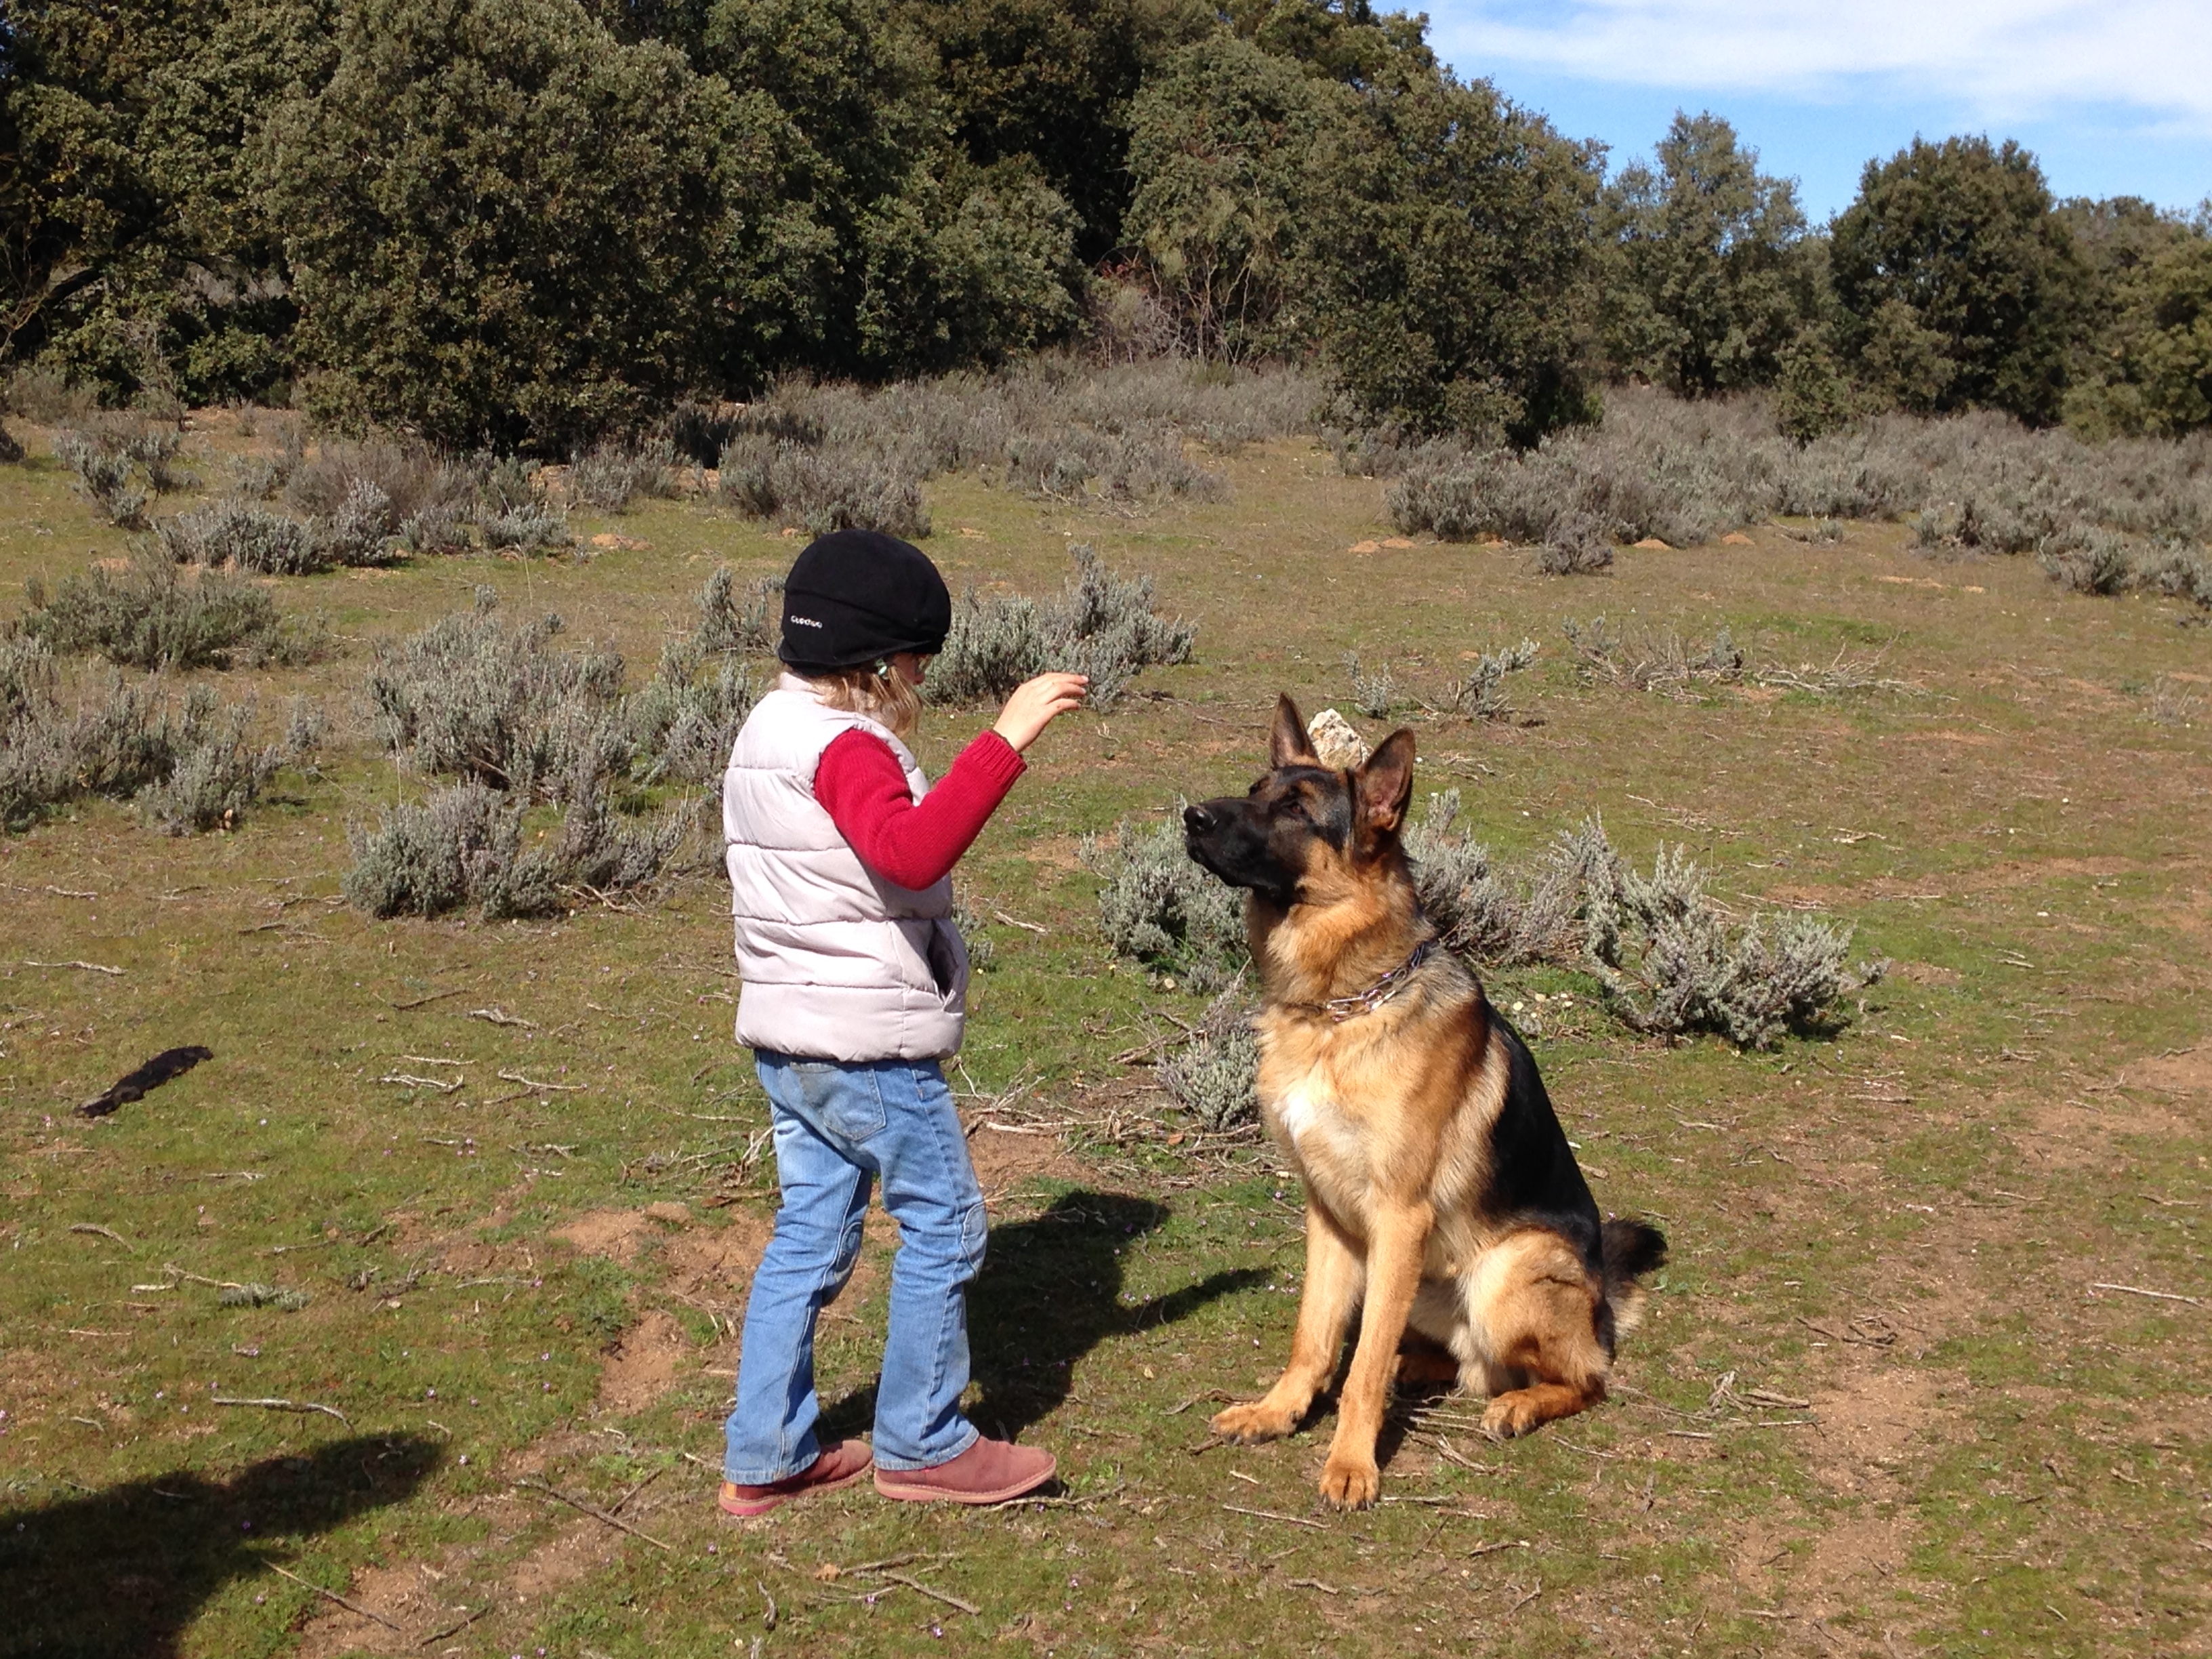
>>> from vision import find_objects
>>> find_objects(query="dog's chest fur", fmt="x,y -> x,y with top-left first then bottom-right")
1258,1041 -> 1389,1223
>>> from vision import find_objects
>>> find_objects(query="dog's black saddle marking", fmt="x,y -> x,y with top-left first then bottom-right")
79,1046 -> 214,1118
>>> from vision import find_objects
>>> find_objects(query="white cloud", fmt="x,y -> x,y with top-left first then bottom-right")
1428,1 -> 2212,132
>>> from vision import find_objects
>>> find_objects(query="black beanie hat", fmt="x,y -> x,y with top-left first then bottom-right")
778,529 -> 953,670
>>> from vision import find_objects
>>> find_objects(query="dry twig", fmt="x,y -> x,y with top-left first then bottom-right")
264,1561 -> 400,1631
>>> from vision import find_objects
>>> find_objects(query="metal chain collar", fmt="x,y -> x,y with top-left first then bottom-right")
1290,938 -> 1438,1024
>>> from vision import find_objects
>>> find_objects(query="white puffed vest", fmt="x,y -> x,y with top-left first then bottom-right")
722,674 -> 968,1061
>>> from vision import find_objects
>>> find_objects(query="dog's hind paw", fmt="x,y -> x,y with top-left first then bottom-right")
1318,1456 -> 1379,1511
1212,1399 -> 1297,1443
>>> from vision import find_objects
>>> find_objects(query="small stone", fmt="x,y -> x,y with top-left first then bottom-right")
1307,708 -> 1370,769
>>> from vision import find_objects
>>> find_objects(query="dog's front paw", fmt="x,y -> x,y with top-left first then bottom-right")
1481,1392 -> 1541,1441
1317,1454 -> 1379,1511
1212,1399 -> 1296,1443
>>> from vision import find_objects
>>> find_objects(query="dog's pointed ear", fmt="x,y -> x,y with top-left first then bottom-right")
1355,728 -> 1416,835
1269,693 -> 1317,769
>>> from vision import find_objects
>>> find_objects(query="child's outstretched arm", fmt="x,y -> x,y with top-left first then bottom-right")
814,672 -> 1088,890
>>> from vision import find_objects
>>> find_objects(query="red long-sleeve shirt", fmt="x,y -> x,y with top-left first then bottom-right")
813,727 -> 1025,890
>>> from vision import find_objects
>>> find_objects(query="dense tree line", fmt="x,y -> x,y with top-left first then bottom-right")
3,0 -> 2207,449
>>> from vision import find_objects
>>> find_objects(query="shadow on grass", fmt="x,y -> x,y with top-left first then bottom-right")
826,1189 -> 1267,1447
0,1433 -> 441,1659
819,1190 -> 1265,1444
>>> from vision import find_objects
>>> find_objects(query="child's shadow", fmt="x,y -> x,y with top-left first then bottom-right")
821,1190 -> 1263,1441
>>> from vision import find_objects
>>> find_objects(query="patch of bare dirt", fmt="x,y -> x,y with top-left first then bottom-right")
598,1309 -> 689,1412
551,1205 -> 689,1264
508,1515 -> 624,1602
968,1123 -> 1088,1195
2121,1045 -> 2212,1097
294,1560 -> 472,1658
1803,1366 -> 1958,1501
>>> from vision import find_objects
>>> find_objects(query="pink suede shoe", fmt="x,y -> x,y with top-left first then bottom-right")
874,1437 -> 1057,1504
717,1439 -> 873,1517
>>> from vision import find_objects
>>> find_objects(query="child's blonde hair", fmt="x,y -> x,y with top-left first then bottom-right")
804,662 -> 923,740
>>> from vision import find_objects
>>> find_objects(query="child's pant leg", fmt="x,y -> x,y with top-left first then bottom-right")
867,1061 -> 988,1471
723,1088 -> 872,1484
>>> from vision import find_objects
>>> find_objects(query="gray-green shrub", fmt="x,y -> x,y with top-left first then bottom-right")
927,545 -> 1193,711
717,434 -> 929,539
20,554 -> 324,669
54,430 -> 150,529
1082,816 -> 1245,992
1158,988 -> 1261,1130
159,501 -> 321,574
571,438 -> 676,510
364,590 -> 627,800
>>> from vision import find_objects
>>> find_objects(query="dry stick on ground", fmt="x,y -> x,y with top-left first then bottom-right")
467,1006 -> 535,1027
22,959 -> 123,975
2091,1282 -> 2203,1307
514,1478 -> 672,1551
212,1395 -> 352,1425
384,988 -> 465,1011
417,1605 -> 490,1647
859,1570 -> 981,1616
68,1223 -> 131,1248
264,1561 -> 401,1630
497,1070 -> 585,1092
1223,1504 -> 1328,1530
378,1073 -> 464,1093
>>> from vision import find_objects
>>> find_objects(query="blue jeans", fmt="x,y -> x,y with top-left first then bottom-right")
723,1052 -> 987,1482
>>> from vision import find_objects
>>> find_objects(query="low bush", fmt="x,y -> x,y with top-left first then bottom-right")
5,368 -> 99,425
1450,638 -> 1540,720
54,430 -> 150,529
717,434 -> 930,539
570,438 -> 676,510
0,421 -> 22,465
159,501 -> 321,574
1576,829 -> 1883,1046
928,544 -> 1193,711
1158,987 -> 1261,1130
395,503 -> 472,556
0,637 -> 316,834
628,644 -> 759,788
2041,531 -> 2135,595
480,503 -> 574,552
20,554 -> 325,670
342,783 -> 562,920
342,776 -> 691,920
1344,655 -> 1403,718
287,441 -> 471,530
312,478 -> 401,567
365,590 -> 628,799
1082,816 -> 1245,992
137,695 -> 322,835
689,567 -> 782,657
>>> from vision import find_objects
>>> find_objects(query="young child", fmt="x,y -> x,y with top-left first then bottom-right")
718,529 -> 1087,1515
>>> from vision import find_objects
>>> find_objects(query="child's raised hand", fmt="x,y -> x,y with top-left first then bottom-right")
993,672 -> 1090,754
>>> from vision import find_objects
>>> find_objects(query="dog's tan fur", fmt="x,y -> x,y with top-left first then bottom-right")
1198,697 -> 1662,1509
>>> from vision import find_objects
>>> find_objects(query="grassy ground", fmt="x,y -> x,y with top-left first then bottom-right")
1,410 -> 2208,1659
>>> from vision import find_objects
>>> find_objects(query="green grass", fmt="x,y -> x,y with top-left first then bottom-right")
1,411 -> 2207,1656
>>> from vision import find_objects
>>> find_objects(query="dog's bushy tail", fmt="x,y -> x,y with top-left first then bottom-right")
1600,1217 -> 1668,1336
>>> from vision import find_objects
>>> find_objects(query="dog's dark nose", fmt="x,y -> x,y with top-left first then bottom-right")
1184,803 -> 1216,834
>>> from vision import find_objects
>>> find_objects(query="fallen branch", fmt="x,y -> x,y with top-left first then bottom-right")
22,959 -> 123,975
1223,1503 -> 1326,1530
498,1071 -> 586,1092
68,1223 -> 131,1248
2090,1282 -> 2203,1307
264,1561 -> 400,1631
377,1073 -> 464,1094
384,988 -> 464,1011
863,1570 -> 979,1616
466,1006 -> 535,1028
417,1605 -> 489,1647
992,909 -> 1048,935
514,1478 -> 671,1551
212,1395 -> 351,1426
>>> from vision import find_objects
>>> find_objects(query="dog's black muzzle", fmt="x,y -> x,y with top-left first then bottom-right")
1184,798 -> 1278,893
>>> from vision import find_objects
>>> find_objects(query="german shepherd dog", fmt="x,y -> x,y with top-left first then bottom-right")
1183,696 -> 1667,1509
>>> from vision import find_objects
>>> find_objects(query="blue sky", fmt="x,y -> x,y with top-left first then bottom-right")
1424,1 -> 2212,222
